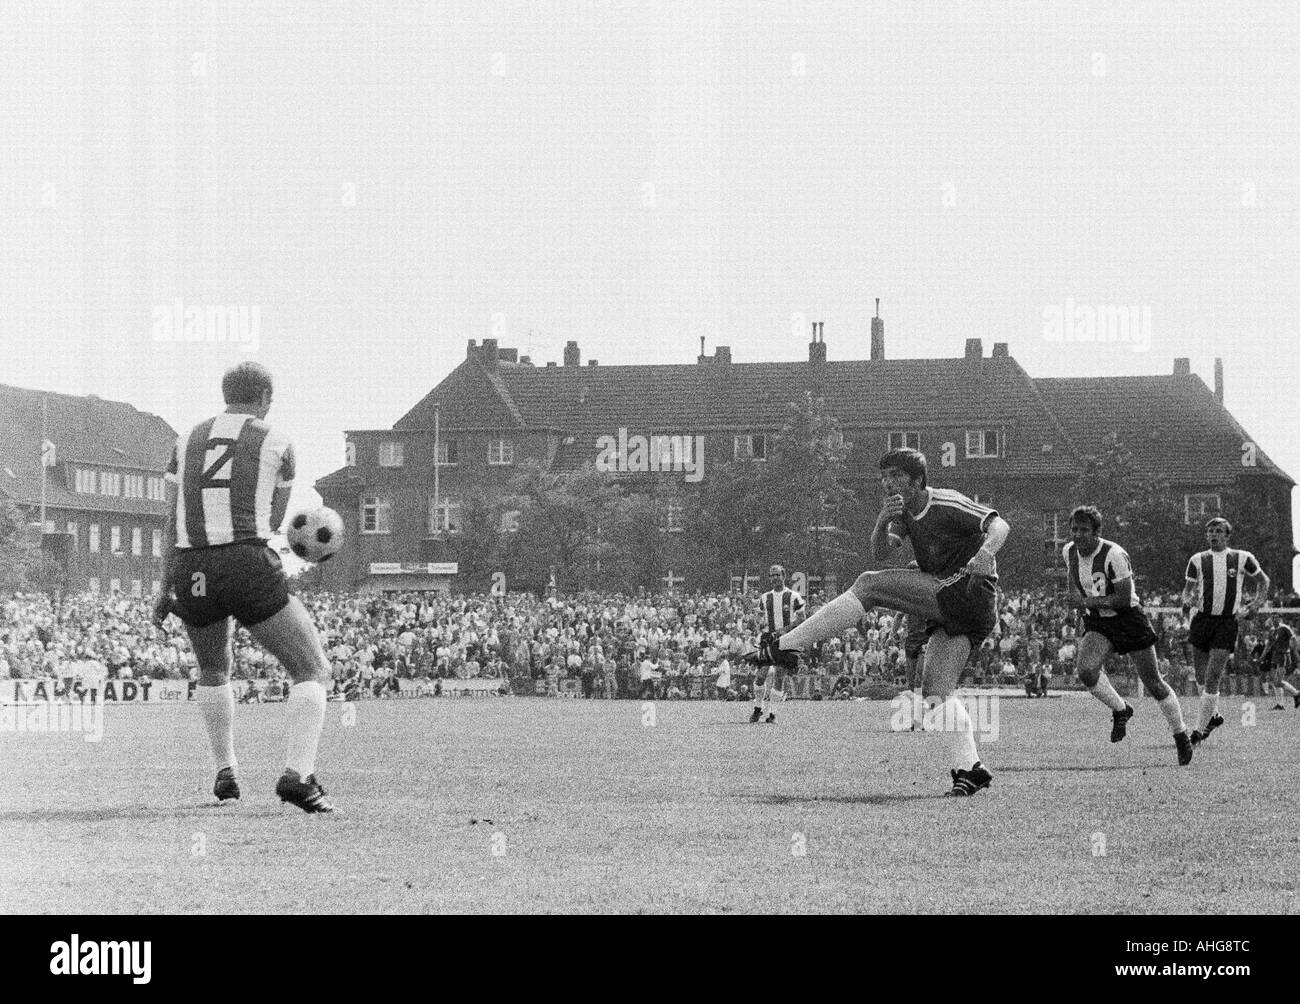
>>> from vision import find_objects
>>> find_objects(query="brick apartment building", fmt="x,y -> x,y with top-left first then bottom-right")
0,385 -> 176,596
316,314 -> 1294,594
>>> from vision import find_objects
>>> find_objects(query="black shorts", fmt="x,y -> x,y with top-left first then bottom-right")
1189,612 -> 1239,653
169,541 -> 290,629
928,574 -> 998,650
1082,607 -> 1158,656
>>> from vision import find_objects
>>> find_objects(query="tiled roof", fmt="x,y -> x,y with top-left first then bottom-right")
0,384 -> 176,516
1034,375 -> 1291,486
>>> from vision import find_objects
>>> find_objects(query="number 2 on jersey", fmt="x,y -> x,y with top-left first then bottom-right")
200,438 -> 237,488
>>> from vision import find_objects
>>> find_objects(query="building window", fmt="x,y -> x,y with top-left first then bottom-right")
733,434 -> 767,461
429,496 -> 461,535
110,526 -> 122,554
1043,511 -> 1069,569
965,429 -> 1001,459
87,577 -> 100,595
1184,493 -> 1221,525
345,440 -> 357,467
152,528 -> 162,557
109,578 -> 121,595
436,440 -> 459,465
130,579 -> 142,598
730,571 -> 761,593
487,439 -> 515,465
887,431 -> 920,452
124,474 -> 144,498
131,527 -> 142,556
659,502 -> 685,533
360,495 -> 391,534
100,471 -> 121,496
148,476 -> 166,500
379,441 -> 404,467
89,524 -> 100,553
661,570 -> 684,592
75,468 -> 96,493
66,522 -> 78,549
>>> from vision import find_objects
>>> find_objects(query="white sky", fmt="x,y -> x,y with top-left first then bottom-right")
3,2 -> 1298,577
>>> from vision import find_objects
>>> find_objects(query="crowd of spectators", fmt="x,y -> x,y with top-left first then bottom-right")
3,584 -> 1299,699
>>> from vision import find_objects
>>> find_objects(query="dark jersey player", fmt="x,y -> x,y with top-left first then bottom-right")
1063,505 -> 1193,766
1179,517 -> 1268,744
152,362 -> 335,812
1261,621 -> 1300,710
778,448 -> 1010,796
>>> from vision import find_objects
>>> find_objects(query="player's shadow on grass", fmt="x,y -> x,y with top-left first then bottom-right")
756,792 -> 948,806
996,763 -> 1171,773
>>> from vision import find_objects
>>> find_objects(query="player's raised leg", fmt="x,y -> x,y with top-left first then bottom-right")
922,630 -> 991,796
184,617 -> 240,801
1074,631 -> 1133,741
248,595 -> 335,812
779,567 -> 940,655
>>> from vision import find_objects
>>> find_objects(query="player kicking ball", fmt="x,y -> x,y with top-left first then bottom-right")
1063,506 -> 1192,766
153,362 -> 335,813
777,448 -> 1008,796
1180,517 -> 1268,745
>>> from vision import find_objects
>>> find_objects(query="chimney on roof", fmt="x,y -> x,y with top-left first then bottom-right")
546,361 -> 557,368
698,336 -> 707,365
870,299 -> 885,361
499,347 -> 518,363
715,346 -> 731,365
564,341 -> 580,367
809,320 -> 826,365
520,355 -> 532,366
1173,357 -> 1190,377
991,342 -> 1008,357
482,338 -> 499,368
588,359 -> 598,367
466,338 -> 478,358
1214,357 -> 1224,402
964,338 -> 983,360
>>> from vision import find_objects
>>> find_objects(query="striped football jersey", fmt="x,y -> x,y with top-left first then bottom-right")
1062,538 -> 1141,617
760,587 -> 805,633
166,413 -> 294,549
1185,548 -> 1261,617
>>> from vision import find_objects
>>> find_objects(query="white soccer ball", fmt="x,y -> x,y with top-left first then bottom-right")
286,506 -> 345,563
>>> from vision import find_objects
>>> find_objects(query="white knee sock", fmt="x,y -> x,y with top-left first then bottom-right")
1158,692 -> 1188,735
1089,672 -> 1127,712
197,683 -> 236,772
284,681 -> 327,777
1197,692 -> 1219,730
779,591 -> 865,651
943,696 -> 980,771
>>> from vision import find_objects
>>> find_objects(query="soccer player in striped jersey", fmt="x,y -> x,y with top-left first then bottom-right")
151,362 -> 335,812
1063,505 -> 1193,766
746,564 -> 805,723
777,448 -> 1009,796
1179,517 -> 1269,744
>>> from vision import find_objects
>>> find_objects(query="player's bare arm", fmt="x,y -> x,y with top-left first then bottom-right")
871,497 -> 905,562
270,483 -> 291,535
1244,568 -> 1270,615
964,515 -> 1010,578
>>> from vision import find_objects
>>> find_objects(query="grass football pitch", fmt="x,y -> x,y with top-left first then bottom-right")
1,694 -> 1296,914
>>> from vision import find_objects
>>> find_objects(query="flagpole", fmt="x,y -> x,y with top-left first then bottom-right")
40,394 -> 48,534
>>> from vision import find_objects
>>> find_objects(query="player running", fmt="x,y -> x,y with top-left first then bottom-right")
152,362 -> 335,812
1063,506 -> 1193,766
1179,517 -> 1268,744
1261,620 -> 1300,710
745,564 -> 805,724
777,448 -> 1009,796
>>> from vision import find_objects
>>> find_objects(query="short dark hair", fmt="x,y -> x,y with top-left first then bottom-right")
222,362 -> 274,405
1070,505 -> 1103,532
1206,517 -> 1232,535
879,447 -> 927,488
